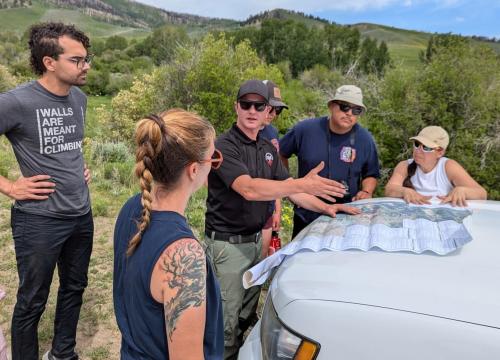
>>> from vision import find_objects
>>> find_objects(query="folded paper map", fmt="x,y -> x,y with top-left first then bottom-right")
243,199 -> 472,288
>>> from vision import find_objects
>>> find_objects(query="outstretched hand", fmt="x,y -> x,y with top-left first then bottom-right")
8,175 -> 55,200
438,187 -> 468,207
402,188 -> 432,205
303,162 -> 346,202
352,190 -> 372,201
323,203 -> 361,218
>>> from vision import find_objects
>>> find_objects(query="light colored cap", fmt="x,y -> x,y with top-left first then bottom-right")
328,85 -> 366,111
410,126 -> 449,149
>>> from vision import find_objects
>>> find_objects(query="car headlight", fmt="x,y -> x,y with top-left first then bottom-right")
260,294 -> 320,360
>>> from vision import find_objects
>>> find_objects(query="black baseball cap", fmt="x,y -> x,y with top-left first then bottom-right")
237,80 -> 269,102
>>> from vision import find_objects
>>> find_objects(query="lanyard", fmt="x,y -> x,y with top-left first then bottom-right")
326,118 -> 356,188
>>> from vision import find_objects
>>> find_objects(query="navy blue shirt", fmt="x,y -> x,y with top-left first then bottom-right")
113,194 -> 224,360
259,124 -> 279,151
259,124 -> 280,216
280,117 -> 380,223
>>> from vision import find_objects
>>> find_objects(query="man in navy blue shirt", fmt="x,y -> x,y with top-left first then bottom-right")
259,80 -> 288,257
280,85 -> 380,237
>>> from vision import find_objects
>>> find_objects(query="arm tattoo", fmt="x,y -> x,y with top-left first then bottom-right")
161,240 -> 206,341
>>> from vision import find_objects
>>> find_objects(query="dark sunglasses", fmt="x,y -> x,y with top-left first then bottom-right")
239,100 -> 268,112
413,141 -> 436,153
336,102 -> 363,116
198,149 -> 223,170
270,106 -> 284,115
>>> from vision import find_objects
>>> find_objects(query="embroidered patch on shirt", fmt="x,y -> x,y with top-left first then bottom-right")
265,152 -> 274,167
340,146 -> 356,163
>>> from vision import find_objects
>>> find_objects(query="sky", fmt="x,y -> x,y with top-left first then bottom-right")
138,0 -> 499,38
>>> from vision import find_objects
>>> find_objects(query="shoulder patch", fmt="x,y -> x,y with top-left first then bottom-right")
265,152 -> 274,167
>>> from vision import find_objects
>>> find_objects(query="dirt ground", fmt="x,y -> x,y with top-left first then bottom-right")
0,207 -> 267,359
0,211 -> 121,360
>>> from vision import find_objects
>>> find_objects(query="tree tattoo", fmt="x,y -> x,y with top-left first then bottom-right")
162,240 -> 206,341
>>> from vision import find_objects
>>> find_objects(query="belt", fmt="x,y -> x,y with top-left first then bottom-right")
205,230 -> 260,244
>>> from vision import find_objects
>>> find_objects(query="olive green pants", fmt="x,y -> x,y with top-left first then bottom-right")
203,233 -> 262,360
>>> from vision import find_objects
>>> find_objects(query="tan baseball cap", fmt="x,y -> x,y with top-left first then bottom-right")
410,126 -> 449,149
263,80 -> 288,108
328,85 -> 366,111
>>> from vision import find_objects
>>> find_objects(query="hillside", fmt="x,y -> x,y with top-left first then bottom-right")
43,0 -> 238,28
0,0 -> 239,37
352,23 -> 432,68
243,8 -> 329,27
242,11 -> 430,67
240,10 -> 498,68
0,0 -> 149,38
1,2 -> 498,65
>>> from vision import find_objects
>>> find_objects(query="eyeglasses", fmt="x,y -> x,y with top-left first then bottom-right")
413,141 -> 436,153
58,54 -> 94,69
198,149 -> 223,170
336,102 -> 363,116
238,100 -> 268,112
270,107 -> 284,116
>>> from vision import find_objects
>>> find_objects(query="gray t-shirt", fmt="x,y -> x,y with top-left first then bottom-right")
0,81 -> 90,218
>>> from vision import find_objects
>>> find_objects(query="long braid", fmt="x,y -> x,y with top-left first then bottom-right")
402,160 -> 417,189
127,118 -> 164,256
126,109 -> 215,256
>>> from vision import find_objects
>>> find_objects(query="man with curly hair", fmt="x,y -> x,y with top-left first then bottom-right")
0,22 -> 93,360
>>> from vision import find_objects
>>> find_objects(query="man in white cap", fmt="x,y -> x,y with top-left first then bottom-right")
280,84 -> 380,237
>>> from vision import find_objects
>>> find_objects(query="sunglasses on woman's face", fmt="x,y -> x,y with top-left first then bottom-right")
238,100 -> 268,112
413,141 -> 436,153
199,149 -> 224,170
336,102 -> 363,116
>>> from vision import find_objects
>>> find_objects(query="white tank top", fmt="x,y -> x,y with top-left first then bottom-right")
408,157 -> 453,197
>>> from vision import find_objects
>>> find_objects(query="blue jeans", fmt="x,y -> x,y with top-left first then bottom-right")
10,207 -> 93,360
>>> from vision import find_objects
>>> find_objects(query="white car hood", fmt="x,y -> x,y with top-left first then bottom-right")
271,200 -> 500,329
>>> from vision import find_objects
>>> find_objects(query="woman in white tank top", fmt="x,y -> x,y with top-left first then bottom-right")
385,126 -> 486,206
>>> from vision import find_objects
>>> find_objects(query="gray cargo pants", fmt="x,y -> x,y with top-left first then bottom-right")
203,232 -> 262,360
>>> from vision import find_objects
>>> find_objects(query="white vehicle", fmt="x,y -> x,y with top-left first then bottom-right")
239,199 -> 500,360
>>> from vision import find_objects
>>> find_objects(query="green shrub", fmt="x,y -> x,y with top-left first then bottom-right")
109,33 -> 285,138
103,161 -> 135,186
92,197 -> 109,217
0,64 -> 17,92
90,141 -> 132,163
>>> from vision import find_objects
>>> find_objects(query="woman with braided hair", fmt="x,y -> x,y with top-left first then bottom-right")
113,109 -> 224,360
385,126 -> 486,206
